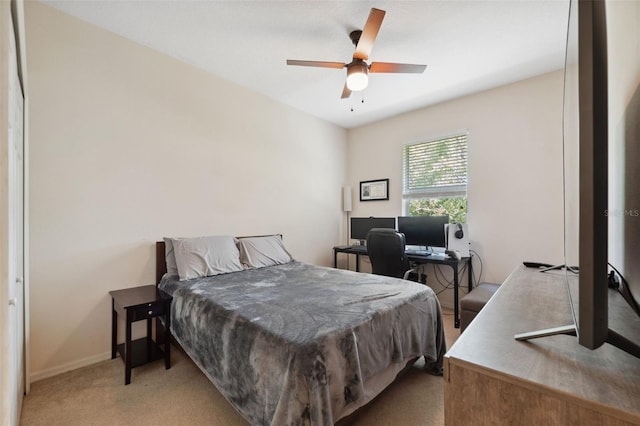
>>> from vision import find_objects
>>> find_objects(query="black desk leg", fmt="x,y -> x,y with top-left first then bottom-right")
111,299 -> 117,360
454,266 -> 460,328
334,250 -> 338,268
125,309 -> 133,385
355,254 -> 360,272
468,257 -> 473,292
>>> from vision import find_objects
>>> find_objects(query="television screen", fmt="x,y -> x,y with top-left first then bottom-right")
564,0 -> 610,350
562,0 -> 638,358
516,0 -> 639,360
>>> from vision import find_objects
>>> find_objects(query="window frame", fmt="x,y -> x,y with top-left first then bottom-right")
402,132 -> 469,216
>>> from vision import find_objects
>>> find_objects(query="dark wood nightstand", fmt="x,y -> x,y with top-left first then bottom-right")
109,285 -> 172,385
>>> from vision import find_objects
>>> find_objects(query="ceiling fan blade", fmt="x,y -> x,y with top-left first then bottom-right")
286,60 -> 345,69
353,8 -> 385,61
341,83 -> 352,99
369,62 -> 427,74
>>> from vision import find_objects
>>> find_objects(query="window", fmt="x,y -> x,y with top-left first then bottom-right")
402,133 -> 468,223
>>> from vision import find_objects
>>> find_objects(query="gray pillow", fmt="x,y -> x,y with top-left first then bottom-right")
238,235 -> 292,269
173,235 -> 244,281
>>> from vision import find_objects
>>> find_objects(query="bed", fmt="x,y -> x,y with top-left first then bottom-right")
155,235 -> 445,425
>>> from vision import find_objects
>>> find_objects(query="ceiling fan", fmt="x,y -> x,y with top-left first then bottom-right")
286,8 -> 427,99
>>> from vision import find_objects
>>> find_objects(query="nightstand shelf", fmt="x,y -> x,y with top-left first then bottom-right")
115,338 -> 164,368
109,284 -> 172,385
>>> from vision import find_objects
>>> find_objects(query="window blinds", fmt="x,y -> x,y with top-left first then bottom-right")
402,134 -> 468,199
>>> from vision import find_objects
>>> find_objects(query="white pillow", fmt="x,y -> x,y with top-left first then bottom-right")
238,235 -> 292,269
173,235 -> 244,281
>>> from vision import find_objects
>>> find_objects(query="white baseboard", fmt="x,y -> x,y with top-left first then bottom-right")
30,351 -> 112,383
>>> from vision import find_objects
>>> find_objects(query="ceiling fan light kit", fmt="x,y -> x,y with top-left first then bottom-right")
286,8 -> 426,99
346,60 -> 369,91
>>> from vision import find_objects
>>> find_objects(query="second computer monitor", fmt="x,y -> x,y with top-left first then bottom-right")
351,217 -> 396,242
397,215 -> 449,248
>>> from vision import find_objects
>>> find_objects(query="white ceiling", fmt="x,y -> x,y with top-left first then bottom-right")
40,0 -> 570,129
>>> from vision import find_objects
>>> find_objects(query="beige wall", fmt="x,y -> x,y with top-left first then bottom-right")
26,2 -> 347,379
347,71 -> 565,306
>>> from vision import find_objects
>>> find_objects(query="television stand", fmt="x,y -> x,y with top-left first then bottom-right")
513,266 -> 640,359
514,265 -> 578,342
514,324 -> 576,341
515,324 -> 640,358
522,261 -> 579,274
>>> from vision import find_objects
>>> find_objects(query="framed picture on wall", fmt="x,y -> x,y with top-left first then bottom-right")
360,178 -> 389,201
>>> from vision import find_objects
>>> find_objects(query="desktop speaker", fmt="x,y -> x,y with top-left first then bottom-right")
343,186 -> 352,212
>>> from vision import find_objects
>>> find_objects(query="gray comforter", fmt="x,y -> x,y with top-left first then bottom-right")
159,261 -> 445,425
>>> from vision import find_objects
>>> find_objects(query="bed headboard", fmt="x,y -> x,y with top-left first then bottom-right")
156,241 -> 167,285
156,234 -> 284,285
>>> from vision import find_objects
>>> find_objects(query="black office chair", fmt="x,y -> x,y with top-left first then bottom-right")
366,228 -> 418,280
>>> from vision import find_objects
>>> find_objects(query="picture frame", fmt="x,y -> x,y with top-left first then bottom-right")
360,178 -> 389,201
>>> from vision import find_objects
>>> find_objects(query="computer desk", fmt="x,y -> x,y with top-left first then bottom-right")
333,245 -> 473,328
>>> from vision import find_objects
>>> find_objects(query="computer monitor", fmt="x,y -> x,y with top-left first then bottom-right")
397,215 -> 449,249
350,217 -> 396,243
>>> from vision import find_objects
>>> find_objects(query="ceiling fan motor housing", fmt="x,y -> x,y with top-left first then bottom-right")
349,30 -> 363,47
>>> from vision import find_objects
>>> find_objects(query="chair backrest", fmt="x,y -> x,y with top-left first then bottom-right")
366,228 -> 410,278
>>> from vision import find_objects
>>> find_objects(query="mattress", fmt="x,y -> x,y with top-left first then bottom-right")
158,260 -> 445,425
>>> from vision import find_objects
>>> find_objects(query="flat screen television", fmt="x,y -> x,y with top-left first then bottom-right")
350,217 -> 395,244
517,0 -> 640,359
397,215 -> 449,248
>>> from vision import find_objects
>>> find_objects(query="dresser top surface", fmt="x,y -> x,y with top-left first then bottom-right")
446,265 -> 640,417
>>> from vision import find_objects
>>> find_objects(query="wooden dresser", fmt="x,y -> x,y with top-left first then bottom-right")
444,266 -> 640,425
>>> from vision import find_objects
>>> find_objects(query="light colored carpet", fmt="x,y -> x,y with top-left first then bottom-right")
21,310 -> 459,426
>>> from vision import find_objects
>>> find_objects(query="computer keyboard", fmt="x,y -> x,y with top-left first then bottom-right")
405,249 -> 432,256
343,245 -> 433,257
